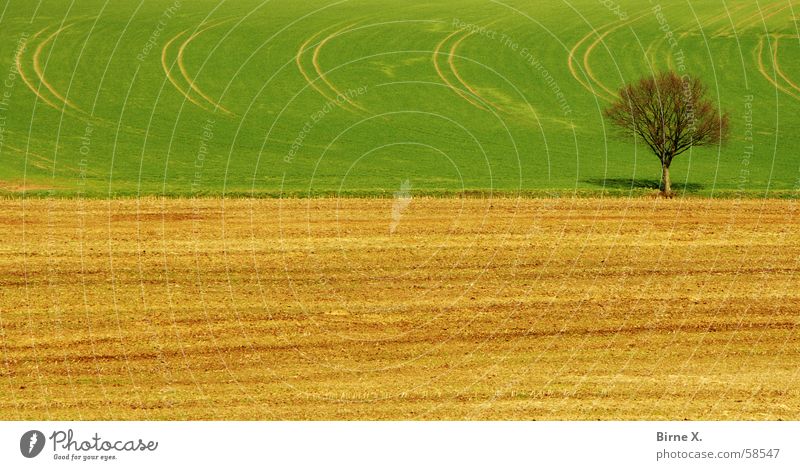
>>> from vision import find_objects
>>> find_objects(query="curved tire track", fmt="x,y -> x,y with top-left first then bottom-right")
581,13 -> 649,102
756,34 -> 800,101
432,29 -> 487,111
713,3 -> 772,37
296,25 -> 350,110
15,27 -> 67,112
716,1 -> 790,37
673,3 -> 747,40
161,28 -> 215,112
771,34 -> 800,95
744,2 -> 794,30
311,22 -> 368,112
33,24 -> 83,113
447,27 -> 506,113
568,24 -> 610,102
15,22 -> 147,133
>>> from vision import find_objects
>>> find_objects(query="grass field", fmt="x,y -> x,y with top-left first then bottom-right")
0,0 -> 798,197
1,198 -> 798,420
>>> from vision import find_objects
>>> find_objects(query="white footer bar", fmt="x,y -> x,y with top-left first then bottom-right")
1,421 -> 796,469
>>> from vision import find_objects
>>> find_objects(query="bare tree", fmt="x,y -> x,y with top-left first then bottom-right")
604,71 -> 730,197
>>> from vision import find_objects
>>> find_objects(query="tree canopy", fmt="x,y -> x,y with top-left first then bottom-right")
604,71 -> 730,196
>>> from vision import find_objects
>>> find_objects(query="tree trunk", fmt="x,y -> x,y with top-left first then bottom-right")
660,161 -> 672,197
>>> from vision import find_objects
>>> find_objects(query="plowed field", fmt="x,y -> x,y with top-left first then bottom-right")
1,198 -> 798,419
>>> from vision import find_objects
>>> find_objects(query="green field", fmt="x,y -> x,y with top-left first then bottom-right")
0,0 -> 798,197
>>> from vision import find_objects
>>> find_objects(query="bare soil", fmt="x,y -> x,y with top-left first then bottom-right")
0,197 -> 798,419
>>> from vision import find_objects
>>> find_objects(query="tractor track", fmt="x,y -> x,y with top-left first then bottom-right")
311,22 -> 368,112
447,24 -> 507,114
15,27 -> 68,113
756,34 -> 800,101
176,18 -> 237,117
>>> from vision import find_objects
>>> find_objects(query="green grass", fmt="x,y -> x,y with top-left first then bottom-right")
0,0 -> 798,198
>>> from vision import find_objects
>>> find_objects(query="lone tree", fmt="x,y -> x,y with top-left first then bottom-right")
604,71 -> 729,197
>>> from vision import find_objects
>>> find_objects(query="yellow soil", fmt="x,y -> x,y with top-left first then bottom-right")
0,198 -> 798,420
